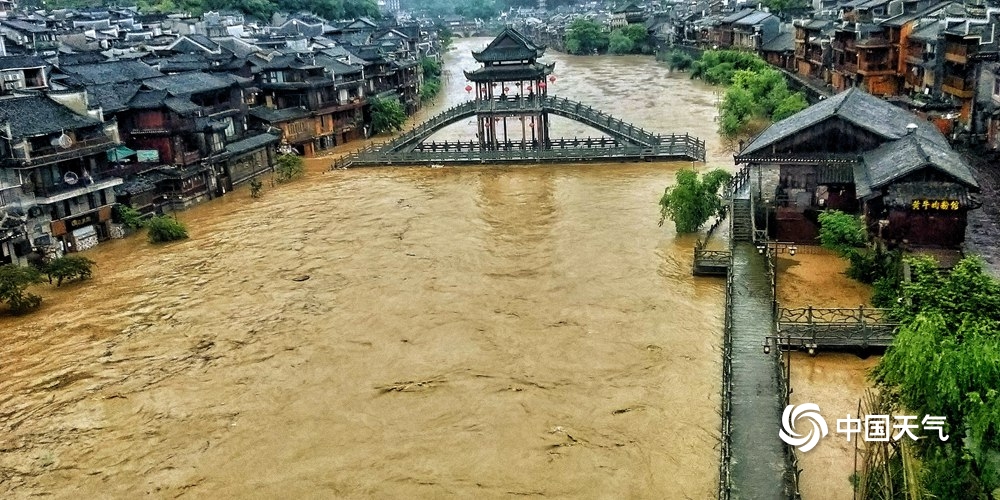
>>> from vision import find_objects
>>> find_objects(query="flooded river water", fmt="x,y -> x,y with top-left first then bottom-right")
0,40 -> 733,497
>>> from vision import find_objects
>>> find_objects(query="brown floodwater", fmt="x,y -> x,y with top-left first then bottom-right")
0,40 -> 732,498
777,247 -> 881,500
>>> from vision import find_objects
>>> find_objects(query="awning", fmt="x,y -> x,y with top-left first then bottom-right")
107,145 -> 136,162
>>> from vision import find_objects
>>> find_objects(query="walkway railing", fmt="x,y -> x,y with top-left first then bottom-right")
775,306 -> 898,350
719,252 -> 735,499
363,96 -> 707,161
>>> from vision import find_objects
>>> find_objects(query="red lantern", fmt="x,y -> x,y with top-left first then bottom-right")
526,85 -> 532,91
503,87 -> 509,92
465,84 -> 472,93
549,75 -> 556,83
537,82 -> 546,89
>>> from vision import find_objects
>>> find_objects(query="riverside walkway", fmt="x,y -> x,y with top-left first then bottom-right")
724,241 -> 790,499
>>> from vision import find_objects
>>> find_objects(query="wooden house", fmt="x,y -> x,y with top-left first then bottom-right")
734,87 -> 979,249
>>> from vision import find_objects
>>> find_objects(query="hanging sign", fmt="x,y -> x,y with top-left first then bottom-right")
910,199 -> 960,210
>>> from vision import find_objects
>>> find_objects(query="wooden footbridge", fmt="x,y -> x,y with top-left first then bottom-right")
334,96 -> 706,168
333,28 -> 705,169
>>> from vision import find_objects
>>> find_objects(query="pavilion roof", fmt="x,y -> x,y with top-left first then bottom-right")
464,62 -> 554,83
472,27 -> 545,63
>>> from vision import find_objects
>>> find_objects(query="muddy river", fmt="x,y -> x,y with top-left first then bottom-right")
0,40 -> 740,497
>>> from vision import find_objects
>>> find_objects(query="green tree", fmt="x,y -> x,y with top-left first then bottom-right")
370,97 -> 407,135
872,256 -> 1000,498
147,215 -> 189,243
665,50 -> 694,71
421,56 -> 442,79
608,30 -> 634,54
0,264 -> 43,315
817,210 -> 867,254
275,154 -> 305,183
43,256 -> 95,287
658,169 -> 733,233
564,18 -> 609,55
115,204 -> 145,231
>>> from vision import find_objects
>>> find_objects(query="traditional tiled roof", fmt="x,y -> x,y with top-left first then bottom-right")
249,106 -> 310,123
87,82 -> 141,113
60,60 -> 163,85
761,31 -> 794,52
143,71 -> 234,95
224,131 -> 279,156
465,62 -> 555,82
0,95 -> 101,139
0,55 -> 47,70
472,27 -> 545,63
1,19 -> 50,33
721,9 -> 756,24
734,11 -> 774,27
128,89 -> 169,109
737,88 -> 948,160
164,97 -> 201,115
856,134 -> 978,197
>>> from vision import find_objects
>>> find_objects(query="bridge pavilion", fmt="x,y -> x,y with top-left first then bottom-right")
464,28 -> 555,150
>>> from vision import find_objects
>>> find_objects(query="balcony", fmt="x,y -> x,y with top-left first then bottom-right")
944,43 -> 969,64
173,150 -> 201,165
942,75 -> 975,99
32,175 -> 123,205
200,102 -> 240,117
857,61 -> 894,75
856,37 -> 890,48
129,119 -> 196,135
837,62 -> 858,74
17,135 -> 116,167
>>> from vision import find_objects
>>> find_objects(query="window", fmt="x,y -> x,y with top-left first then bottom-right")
209,133 -> 223,152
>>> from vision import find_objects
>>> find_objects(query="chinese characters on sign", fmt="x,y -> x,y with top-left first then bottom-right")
835,414 -> 949,442
910,199 -> 960,211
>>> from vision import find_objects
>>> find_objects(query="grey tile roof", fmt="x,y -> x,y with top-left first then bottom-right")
861,134 -> 978,192
142,71 -> 234,95
761,31 -> 794,52
60,60 -> 163,85
249,106 -> 310,123
224,131 -> 279,156
473,27 -> 544,63
1,20 -> 50,33
128,89 -> 169,109
164,97 -> 201,115
87,82 -> 141,113
721,9 -> 755,23
0,95 -> 101,139
738,88 -> 949,159
0,55 -> 47,70
734,11 -> 774,26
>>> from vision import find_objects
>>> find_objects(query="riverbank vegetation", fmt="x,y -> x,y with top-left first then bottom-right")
608,25 -> 652,55
370,97 -> 407,135
147,215 -> 189,243
816,211 -> 1000,497
420,57 -> 443,103
564,18 -> 608,55
690,50 -> 808,140
658,169 -> 732,233
661,50 -> 695,71
275,154 -> 305,183
44,256 -> 95,287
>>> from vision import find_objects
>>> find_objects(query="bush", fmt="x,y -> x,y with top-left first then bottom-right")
147,215 -> 188,243
658,169 -> 733,233
667,50 -> 694,71
44,256 -> 95,286
249,177 -> 263,198
116,204 -> 144,230
817,210 -> 867,254
0,264 -> 43,314
275,154 -> 304,183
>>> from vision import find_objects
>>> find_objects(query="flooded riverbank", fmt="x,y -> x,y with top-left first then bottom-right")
777,247 -> 879,500
1,39 -> 726,498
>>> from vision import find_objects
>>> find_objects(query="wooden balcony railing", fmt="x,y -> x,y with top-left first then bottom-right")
173,150 -> 200,165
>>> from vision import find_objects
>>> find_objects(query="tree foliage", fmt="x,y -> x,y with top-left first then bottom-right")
249,177 -> 264,198
0,264 -> 43,315
564,18 -> 609,55
370,97 -> 407,135
871,256 -> 1000,498
275,154 -> 305,183
115,204 -> 145,231
664,50 -> 694,71
658,169 -> 732,233
817,210 -> 868,254
608,25 -> 650,54
147,215 -> 189,243
44,256 -> 95,287
202,0 -> 381,22
719,68 -> 807,138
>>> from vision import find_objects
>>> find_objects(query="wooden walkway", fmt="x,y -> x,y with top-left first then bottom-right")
724,242 -> 790,499
775,306 -> 898,351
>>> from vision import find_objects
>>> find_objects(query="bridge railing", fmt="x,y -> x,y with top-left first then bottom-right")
719,252 -> 735,500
